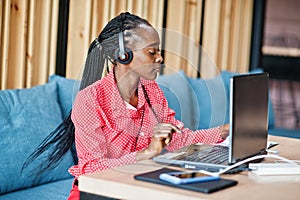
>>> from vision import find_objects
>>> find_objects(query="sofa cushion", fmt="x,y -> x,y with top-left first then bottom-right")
0,178 -> 73,200
187,74 -> 228,129
0,81 -> 74,194
156,71 -> 198,130
48,75 -> 77,119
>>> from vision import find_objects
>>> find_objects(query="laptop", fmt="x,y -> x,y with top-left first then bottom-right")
153,72 -> 269,172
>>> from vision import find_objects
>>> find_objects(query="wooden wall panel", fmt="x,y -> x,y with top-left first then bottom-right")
239,0 -> 253,72
164,0 -> 189,75
229,0 -> 253,73
180,0 -> 203,77
48,0 -> 59,79
202,0 -> 221,78
228,0 -> 242,72
65,0 -> 254,80
66,0 -> 92,79
1,0 -> 255,89
0,0 -> 10,89
29,0 -> 58,87
163,0 -> 204,77
218,0 -> 232,71
129,0 -> 144,18
27,0 -> 54,87
1,0 -> 58,89
203,0 -> 254,77
7,0 -> 27,89
26,0 -> 35,87
90,0 -> 110,40
66,0 -> 165,79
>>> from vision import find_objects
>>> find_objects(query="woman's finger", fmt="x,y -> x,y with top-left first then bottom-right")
164,137 -> 171,145
154,123 -> 182,134
153,132 -> 169,139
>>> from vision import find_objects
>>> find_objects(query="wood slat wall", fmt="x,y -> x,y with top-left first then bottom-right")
202,0 -> 254,78
158,0 -> 254,79
66,0 -> 165,79
0,0 -> 58,89
0,0 -> 254,89
163,0 -> 204,77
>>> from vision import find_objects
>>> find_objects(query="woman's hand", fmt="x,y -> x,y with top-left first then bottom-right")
136,123 -> 180,161
219,124 -> 229,140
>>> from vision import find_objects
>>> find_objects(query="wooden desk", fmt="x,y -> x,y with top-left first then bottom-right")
78,135 -> 300,200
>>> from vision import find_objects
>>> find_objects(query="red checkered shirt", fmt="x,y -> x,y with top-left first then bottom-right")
69,70 -> 223,178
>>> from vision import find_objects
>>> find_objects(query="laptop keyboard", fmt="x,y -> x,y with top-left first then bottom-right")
179,145 -> 229,164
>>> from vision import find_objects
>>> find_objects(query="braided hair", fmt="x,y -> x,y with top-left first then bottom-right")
23,12 -> 152,176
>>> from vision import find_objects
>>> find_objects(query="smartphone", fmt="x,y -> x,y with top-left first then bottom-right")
159,171 -> 220,185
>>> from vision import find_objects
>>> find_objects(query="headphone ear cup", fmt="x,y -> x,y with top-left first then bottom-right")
115,47 -> 133,65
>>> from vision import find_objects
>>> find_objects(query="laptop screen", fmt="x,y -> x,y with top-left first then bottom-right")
229,73 -> 269,163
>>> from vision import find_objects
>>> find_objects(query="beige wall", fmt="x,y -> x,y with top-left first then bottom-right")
0,0 -> 254,89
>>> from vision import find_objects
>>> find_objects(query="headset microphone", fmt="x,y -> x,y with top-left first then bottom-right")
116,32 -> 133,65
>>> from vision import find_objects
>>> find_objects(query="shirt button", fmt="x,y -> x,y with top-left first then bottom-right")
139,132 -> 145,136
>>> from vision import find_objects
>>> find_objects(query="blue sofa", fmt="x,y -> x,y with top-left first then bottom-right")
0,75 -> 76,200
0,70 -> 298,199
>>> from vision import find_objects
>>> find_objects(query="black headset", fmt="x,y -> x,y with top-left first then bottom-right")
115,32 -> 133,65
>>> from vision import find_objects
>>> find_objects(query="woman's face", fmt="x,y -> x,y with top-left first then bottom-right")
127,26 -> 163,80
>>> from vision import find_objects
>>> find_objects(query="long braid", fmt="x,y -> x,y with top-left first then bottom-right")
22,12 -> 152,177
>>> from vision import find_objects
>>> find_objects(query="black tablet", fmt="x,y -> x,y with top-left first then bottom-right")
134,168 -> 238,194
